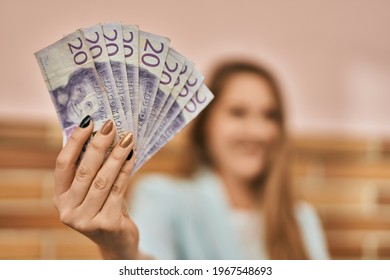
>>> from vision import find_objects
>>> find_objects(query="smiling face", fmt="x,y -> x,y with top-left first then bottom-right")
205,72 -> 282,183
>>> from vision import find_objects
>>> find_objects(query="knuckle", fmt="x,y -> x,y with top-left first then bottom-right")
68,132 -> 79,144
110,149 -> 124,162
75,165 -> 92,182
59,210 -> 72,226
58,209 -> 94,234
74,221 -> 91,233
55,154 -> 69,170
121,163 -> 133,176
110,182 -> 122,195
89,140 -> 106,154
93,175 -> 108,190
118,161 -> 134,179
109,167 -> 131,196
119,167 -> 131,179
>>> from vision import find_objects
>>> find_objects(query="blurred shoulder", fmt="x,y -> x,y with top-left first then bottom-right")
295,201 -> 320,221
294,200 -> 324,235
294,201 -> 330,259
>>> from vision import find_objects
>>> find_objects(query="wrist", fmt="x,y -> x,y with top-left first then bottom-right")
99,246 -> 139,260
98,232 -> 139,260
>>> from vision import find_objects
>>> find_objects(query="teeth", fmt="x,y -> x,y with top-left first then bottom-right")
35,23 -> 215,175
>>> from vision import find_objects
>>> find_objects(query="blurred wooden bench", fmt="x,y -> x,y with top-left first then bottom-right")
1,120 -> 389,259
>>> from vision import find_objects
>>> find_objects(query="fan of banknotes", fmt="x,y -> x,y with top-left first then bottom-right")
35,23 -> 214,173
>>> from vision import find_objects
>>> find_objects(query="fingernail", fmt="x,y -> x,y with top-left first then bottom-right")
100,120 -> 113,135
79,115 -> 91,128
126,149 -> 134,161
119,133 -> 133,148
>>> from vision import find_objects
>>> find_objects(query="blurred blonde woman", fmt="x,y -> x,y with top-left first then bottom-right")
131,60 -> 329,259
53,60 -> 329,259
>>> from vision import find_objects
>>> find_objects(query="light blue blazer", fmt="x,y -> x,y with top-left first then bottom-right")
129,170 -> 329,259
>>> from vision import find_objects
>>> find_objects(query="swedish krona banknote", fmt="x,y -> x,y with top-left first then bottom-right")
82,24 -> 128,139
134,84 -> 214,173
35,23 -> 214,174
35,30 -> 113,144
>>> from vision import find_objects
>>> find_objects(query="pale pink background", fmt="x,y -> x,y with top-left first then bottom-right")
1,0 -> 389,137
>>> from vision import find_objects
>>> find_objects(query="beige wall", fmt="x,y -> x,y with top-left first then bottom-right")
1,0 -> 389,137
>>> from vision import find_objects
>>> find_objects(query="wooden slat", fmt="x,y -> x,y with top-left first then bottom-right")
295,178 -> 390,206
293,160 -> 390,179
54,230 -> 101,259
325,230 -> 390,259
0,169 -> 53,199
0,200 -> 62,228
377,186 -> 390,205
0,229 -> 101,259
0,121 -> 61,169
0,230 -> 42,259
319,206 -> 390,231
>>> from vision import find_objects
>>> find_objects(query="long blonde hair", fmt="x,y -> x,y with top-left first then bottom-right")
187,61 -> 308,259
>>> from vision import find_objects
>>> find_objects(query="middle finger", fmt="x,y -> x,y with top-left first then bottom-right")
78,132 -> 134,218
67,119 -> 116,206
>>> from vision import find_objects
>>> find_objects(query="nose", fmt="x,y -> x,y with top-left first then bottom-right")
243,115 -> 275,142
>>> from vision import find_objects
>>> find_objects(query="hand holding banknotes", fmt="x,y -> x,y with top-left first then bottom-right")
36,22 -> 214,259
53,116 -> 144,259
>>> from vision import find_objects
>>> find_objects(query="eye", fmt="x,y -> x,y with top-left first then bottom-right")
228,106 -> 247,118
78,87 -> 85,95
264,109 -> 280,121
87,101 -> 93,109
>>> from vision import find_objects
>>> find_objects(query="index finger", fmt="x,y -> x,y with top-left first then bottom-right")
54,115 -> 94,195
